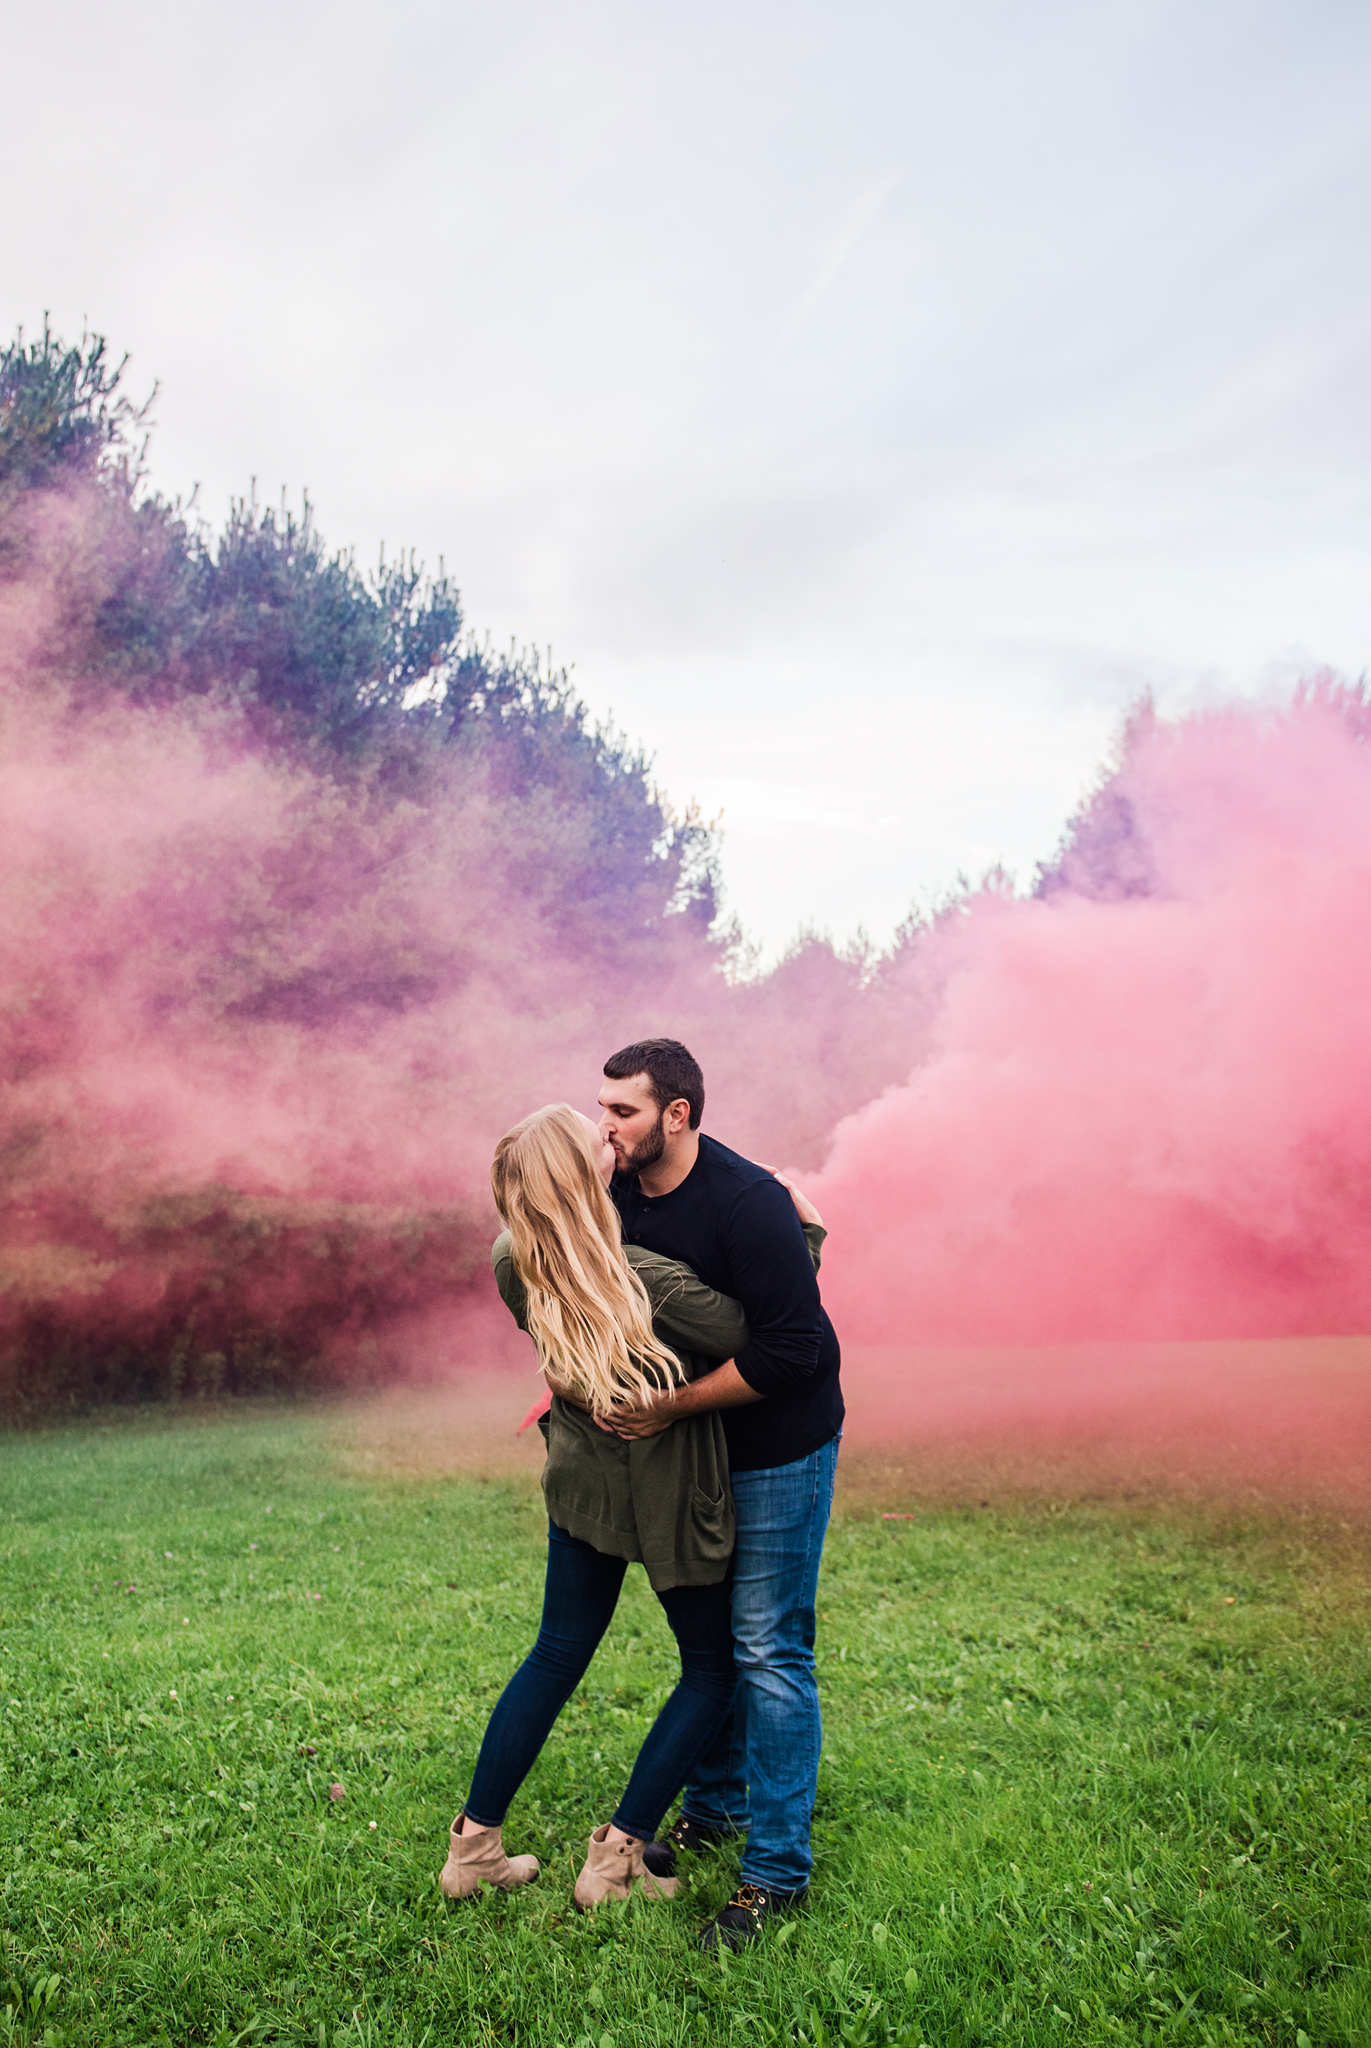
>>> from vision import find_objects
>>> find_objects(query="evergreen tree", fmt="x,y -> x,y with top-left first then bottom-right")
0,322 -> 718,933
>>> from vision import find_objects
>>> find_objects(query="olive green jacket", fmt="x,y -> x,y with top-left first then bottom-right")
491,1224 -> 825,1592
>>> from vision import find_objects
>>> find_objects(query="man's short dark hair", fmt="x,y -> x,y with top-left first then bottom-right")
603,1038 -> 705,1130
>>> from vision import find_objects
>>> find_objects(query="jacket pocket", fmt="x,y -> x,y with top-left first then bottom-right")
691,1482 -> 734,1560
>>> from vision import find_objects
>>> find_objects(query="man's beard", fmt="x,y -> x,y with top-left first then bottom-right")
617,1111 -> 666,1176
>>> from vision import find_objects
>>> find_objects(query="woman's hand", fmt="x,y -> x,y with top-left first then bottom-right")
759,1165 -> 824,1229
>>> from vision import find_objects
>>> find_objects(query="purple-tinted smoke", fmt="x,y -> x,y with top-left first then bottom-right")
5,470 -> 1371,1473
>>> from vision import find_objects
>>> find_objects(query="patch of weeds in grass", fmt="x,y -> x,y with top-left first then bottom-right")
0,1407 -> 1368,2043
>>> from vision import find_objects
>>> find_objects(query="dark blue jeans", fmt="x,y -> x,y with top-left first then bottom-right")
682,1433 -> 840,1892
464,1521 -> 737,1841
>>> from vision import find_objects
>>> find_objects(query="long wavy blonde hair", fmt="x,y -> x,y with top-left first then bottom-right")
491,1103 -> 685,1417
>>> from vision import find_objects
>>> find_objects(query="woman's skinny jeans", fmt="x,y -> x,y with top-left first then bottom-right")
464,1521 -> 737,1842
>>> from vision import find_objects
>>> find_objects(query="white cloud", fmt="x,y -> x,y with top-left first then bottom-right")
4,0 -> 1370,958
779,171 -> 901,340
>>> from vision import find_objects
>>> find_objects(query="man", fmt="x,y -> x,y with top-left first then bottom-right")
597,1037 -> 843,1951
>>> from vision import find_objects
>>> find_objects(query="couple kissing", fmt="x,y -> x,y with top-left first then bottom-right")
439,1037 -> 844,1952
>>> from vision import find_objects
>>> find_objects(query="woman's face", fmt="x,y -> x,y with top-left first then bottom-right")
578,1112 -> 617,1188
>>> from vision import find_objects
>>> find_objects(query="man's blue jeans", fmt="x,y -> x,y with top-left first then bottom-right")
681,1432 -> 840,1893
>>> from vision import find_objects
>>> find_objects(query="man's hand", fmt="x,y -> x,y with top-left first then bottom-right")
600,1359 -> 764,1440
544,1368 -> 591,1414
598,1394 -> 678,1441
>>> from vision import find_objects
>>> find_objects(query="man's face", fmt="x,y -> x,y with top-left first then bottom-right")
598,1072 -> 670,1175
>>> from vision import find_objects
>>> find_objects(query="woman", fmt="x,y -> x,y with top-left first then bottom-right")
439,1103 -> 823,1911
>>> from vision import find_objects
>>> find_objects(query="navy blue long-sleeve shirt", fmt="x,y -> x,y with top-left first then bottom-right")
611,1133 -> 843,1473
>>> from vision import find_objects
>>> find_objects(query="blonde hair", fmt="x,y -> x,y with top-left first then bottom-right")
491,1103 -> 685,1417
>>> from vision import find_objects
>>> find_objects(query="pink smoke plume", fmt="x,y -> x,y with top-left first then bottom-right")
0,538 -> 912,1401
0,455 -> 930,1404
814,686 -> 1371,1347
3,438 -> 1370,1452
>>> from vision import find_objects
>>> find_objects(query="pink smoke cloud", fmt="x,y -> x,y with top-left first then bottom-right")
814,687 -> 1371,1346
4,434 -> 1370,1475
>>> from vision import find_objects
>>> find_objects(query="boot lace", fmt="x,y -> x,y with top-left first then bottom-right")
725,1883 -> 769,1924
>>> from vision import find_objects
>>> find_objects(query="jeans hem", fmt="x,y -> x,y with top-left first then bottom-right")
612,1809 -> 663,1842
739,1869 -> 811,1896
680,1806 -> 748,1832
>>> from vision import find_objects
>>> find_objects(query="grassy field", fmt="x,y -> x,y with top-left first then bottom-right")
0,1401 -> 1367,2048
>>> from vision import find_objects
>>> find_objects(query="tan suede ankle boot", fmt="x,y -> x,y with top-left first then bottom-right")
573,1823 -> 680,1909
439,1814 -> 539,1898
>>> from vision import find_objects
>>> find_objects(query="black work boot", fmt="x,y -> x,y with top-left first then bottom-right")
696,1881 -> 808,1951
641,1813 -> 741,1881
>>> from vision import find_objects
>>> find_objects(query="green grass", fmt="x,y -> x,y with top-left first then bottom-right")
0,1408 -> 1367,2048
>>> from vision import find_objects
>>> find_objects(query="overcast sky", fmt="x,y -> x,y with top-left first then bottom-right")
6,0 -> 1370,956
